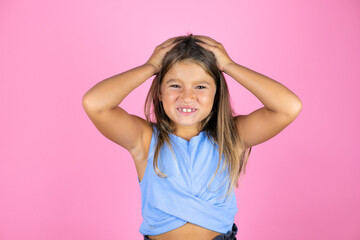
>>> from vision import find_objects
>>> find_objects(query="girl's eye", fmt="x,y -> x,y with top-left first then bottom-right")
169,85 -> 206,89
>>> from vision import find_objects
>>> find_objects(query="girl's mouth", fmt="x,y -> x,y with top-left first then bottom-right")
177,107 -> 197,115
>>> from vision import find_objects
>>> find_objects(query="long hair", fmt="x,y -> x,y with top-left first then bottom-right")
144,34 -> 252,201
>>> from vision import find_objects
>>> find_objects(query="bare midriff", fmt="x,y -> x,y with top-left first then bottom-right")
146,222 -> 222,240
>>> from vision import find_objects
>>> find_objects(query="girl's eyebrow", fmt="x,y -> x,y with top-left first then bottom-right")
165,78 -> 211,85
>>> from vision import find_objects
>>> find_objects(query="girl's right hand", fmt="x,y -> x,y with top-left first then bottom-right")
145,37 -> 178,74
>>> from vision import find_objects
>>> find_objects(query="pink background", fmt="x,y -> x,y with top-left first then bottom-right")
1,0 -> 359,239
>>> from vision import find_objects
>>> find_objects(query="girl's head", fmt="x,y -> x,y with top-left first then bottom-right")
145,34 -> 251,201
158,60 -> 217,133
145,34 -> 232,135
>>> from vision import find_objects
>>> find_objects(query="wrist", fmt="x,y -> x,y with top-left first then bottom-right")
144,62 -> 159,75
222,61 -> 237,74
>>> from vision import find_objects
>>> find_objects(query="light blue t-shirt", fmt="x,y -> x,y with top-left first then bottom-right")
138,125 -> 238,235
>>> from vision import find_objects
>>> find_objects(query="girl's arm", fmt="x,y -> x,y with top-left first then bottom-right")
83,64 -> 156,111
195,35 -> 302,148
223,62 -> 302,148
82,64 -> 156,153
82,37 -> 177,154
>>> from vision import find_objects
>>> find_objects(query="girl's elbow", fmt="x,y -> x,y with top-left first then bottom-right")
288,98 -> 303,118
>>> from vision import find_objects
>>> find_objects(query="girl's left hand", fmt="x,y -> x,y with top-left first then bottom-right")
194,35 -> 235,72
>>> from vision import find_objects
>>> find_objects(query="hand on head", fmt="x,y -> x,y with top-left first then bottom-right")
145,34 -> 235,74
145,37 -> 178,74
194,35 -> 235,72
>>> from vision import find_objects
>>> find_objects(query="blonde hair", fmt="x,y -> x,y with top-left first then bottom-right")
144,34 -> 252,201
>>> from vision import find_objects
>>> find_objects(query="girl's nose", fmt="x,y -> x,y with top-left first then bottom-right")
181,89 -> 195,102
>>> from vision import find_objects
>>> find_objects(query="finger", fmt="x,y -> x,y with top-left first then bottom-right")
162,38 -> 179,49
194,35 -> 210,39
197,39 -> 217,48
194,35 -> 210,43
196,41 -> 216,49
163,41 -> 177,49
194,35 -> 218,43
157,38 -> 175,48
164,37 -> 179,45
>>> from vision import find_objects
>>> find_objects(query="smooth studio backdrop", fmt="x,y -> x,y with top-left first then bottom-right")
0,0 -> 359,239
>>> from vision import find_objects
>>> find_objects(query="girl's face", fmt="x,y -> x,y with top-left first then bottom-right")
159,60 -> 217,133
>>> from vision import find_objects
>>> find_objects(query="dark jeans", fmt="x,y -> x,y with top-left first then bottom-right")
143,223 -> 238,240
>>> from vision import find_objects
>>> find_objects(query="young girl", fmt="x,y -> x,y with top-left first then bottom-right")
82,34 -> 302,240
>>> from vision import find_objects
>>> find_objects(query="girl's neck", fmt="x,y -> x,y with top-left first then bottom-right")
172,125 -> 202,141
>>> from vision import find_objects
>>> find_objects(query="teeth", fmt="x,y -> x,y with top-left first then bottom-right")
178,108 -> 196,113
